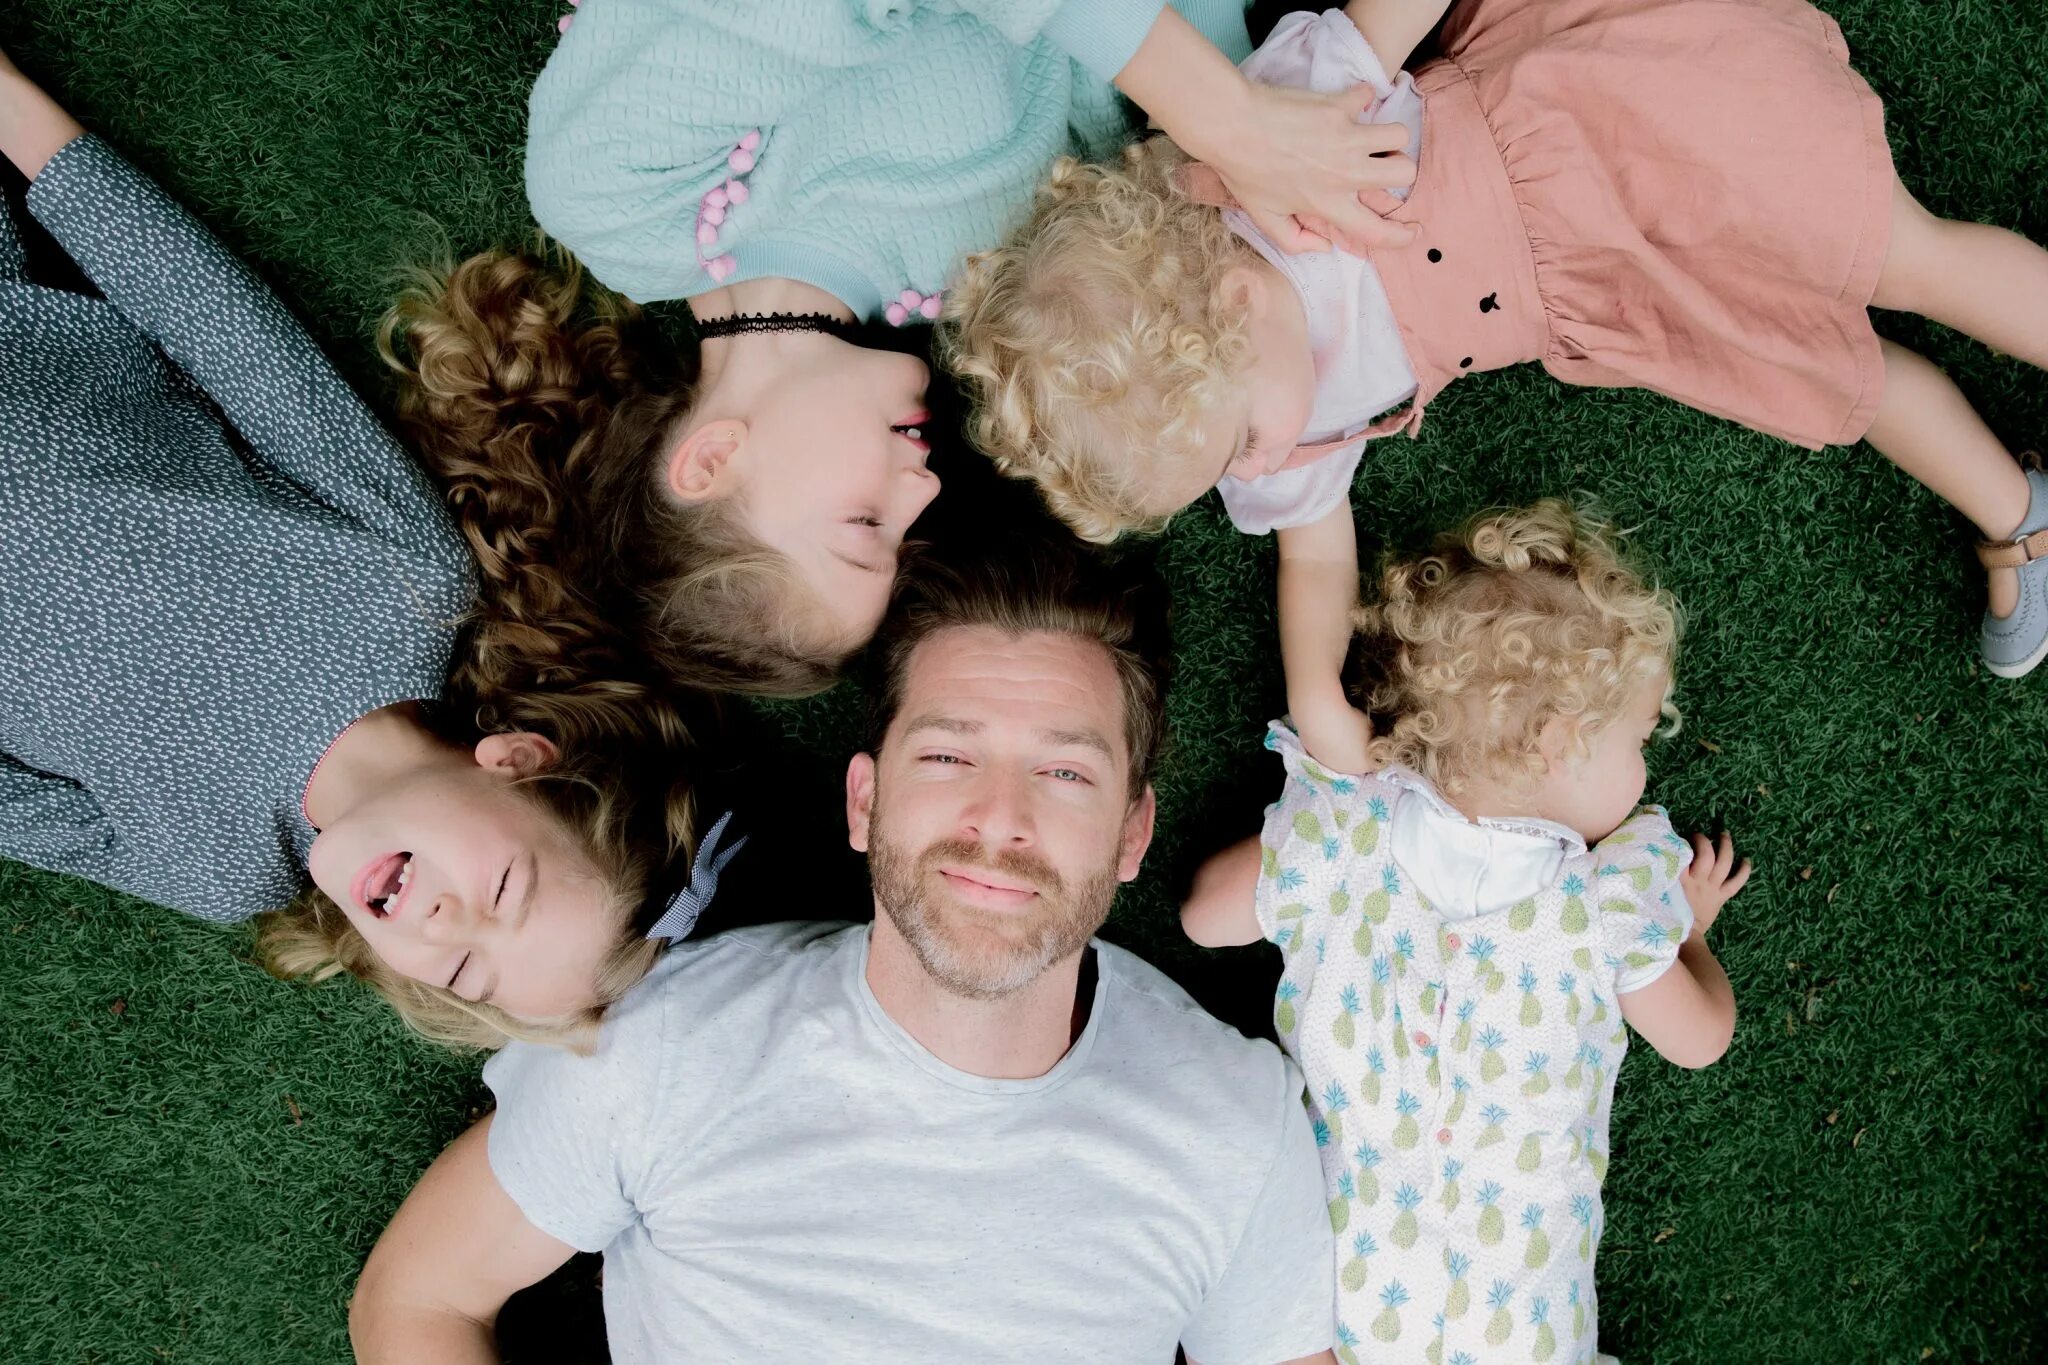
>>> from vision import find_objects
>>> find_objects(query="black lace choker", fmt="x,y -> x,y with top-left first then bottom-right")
695,311 -> 858,341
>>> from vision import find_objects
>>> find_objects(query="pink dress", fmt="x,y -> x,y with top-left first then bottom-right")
1313,0 -> 1896,453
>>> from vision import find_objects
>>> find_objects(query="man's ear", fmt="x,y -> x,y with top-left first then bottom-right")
666,418 -> 750,502
846,753 -> 878,854
1116,784 -> 1159,883
474,731 -> 561,776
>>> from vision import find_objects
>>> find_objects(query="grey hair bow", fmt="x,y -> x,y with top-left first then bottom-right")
644,810 -> 748,943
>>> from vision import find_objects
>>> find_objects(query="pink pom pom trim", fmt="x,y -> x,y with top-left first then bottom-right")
694,130 -> 765,285
883,286 -> 944,327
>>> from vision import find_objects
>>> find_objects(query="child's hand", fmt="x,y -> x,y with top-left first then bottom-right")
1678,832 -> 1750,935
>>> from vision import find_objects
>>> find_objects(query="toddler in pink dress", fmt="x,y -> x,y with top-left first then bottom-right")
944,0 -> 2048,678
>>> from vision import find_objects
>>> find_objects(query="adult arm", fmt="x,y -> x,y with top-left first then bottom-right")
1182,835 -> 1263,947
1277,505 -> 1375,776
1113,7 -> 1416,253
350,1116 -> 578,1365
2,58 -> 438,542
1343,0 -> 1456,75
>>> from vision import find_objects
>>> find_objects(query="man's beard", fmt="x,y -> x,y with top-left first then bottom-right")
867,806 -> 1120,1001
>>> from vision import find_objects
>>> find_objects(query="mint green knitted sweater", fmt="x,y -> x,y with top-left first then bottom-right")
525,0 -> 1251,315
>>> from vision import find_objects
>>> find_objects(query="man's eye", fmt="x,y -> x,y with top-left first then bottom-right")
1048,768 -> 1085,782
921,753 -> 961,764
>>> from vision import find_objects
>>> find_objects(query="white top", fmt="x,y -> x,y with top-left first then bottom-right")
1251,724 -> 1696,1360
1216,9 -> 1423,535
484,922 -> 1337,1364
1380,764 -> 1588,922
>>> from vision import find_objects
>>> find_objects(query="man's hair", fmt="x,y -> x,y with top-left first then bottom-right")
864,538 -> 1172,794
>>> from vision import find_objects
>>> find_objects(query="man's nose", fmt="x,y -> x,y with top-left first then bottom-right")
959,772 -> 1035,847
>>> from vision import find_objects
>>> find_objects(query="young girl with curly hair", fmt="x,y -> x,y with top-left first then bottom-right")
0,53 -> 697,1051
390,0 -> 1428,697
946,0 -> 2048,677
1180,499 -> 1748,1363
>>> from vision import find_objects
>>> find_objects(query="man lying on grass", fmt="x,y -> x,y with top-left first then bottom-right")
349,543 -> 1339,1364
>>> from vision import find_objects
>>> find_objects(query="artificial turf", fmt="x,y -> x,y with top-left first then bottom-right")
1,1 -> 2044,1360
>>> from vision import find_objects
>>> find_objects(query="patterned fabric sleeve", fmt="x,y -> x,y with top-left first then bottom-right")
1591,805 -> 1696,994
1254,722 -> 1395,947
0,753 -> 117,886
23,137 -> 448,551
0,187 -> 24,281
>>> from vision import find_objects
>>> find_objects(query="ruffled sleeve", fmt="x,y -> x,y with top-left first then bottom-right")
1591,806 -> 1696,994
1241,7 -> 1398,98
1254,722 -> 1395,947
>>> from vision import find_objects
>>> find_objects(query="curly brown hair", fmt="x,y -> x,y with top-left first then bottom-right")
1352,500 -> 1682,803
377,243 -> 849,700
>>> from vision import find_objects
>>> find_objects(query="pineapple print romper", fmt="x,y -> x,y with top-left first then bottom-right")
1254,725 -> 1695,1364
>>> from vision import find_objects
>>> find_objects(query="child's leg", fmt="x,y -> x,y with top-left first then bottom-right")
1863,342 -> 2029,616
1875,181 -> 2048,370
1867,181 -> 2046,619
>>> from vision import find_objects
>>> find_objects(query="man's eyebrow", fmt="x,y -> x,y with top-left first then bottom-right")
900,715 -> 984,737
1041,727 -> 1115,760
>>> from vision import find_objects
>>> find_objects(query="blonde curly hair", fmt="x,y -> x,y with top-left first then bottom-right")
940,140 -> 1259,543
1353,500 -> 1681,802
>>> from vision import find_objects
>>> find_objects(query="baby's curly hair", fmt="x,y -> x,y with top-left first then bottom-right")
940,139 -> 1258,544
1352,500 -> 1681,802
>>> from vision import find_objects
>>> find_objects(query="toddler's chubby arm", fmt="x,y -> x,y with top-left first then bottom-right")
1342,0 -> 1457,75
1620,832 -> 1752,1069
1182,835 -> 1265,947
1278,504 -> 1376,775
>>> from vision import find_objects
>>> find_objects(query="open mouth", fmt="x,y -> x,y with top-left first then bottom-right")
890,410 -> 930,452
354,852 -> 414,919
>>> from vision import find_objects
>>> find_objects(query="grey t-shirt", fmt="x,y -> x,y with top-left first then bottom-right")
485,922 -> 1336,1363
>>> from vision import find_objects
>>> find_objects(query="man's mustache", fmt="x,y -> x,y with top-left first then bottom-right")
917,839 -> 1065,898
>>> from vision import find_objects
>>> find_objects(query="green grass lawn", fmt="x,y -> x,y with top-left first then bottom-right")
3,2 -> 2045,1360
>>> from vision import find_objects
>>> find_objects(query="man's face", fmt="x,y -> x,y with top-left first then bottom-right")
846,626 -> 1157,1000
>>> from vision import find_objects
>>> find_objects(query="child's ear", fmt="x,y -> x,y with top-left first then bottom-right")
1536,714 -> 1578,771
1215,264 -> 1265,318
474,732 -> 561,775
666,419 -> 751,502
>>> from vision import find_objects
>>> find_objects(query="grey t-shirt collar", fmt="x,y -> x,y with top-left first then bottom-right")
849,921 -> 1109,1097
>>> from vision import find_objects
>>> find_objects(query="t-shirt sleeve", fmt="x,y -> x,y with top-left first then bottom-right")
1254,722 -> 1393,945
1593,806 -> 1697,994
1180,1057 -> 1336,1364
483,1014 -> 661,1254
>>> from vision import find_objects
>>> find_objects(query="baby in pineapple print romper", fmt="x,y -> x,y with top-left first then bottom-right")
1183,501 -> 1751,1364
